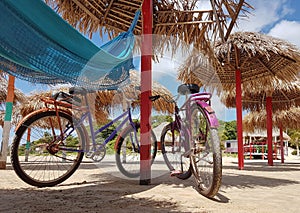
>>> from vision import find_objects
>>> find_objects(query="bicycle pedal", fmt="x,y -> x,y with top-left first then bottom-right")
85,151 -> 93,158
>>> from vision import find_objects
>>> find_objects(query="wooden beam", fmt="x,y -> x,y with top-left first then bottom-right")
101,0 -> 114,26
225,0 -> 245,40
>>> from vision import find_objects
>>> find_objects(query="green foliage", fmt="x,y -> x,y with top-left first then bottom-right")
222,152 -> 238,158
151,115 -> 172,128
288,129 -> 300,156
217,120 -> 226,141
288,129 -> 300,147
217,120 -> 237,142
291,150 -> 297,155
223,120 -> 237,140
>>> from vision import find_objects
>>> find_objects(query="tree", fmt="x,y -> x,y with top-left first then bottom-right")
151,115 -> 172,128
288,129 -> 300,156
223,121 -> 237,140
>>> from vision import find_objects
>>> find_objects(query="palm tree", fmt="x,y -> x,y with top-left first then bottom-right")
288,129 -> 300,156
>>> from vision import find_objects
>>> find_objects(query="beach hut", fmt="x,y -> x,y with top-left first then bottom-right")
242,107 -> 300,162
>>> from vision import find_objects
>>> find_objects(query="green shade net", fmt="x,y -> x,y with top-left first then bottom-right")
0,0 -> 140,90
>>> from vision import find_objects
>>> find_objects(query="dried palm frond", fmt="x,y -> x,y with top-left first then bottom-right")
243,107 -> 300,132
0,76 -> 26,104
221,79 -> 300,112
95,70 -> 174,115
45,0 -> 251,54
215,32 -> 300,94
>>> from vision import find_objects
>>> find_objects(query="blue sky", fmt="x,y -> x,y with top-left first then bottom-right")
13,0 -> 300,122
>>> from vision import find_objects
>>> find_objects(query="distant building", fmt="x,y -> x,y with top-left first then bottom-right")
224,140 -> 238,153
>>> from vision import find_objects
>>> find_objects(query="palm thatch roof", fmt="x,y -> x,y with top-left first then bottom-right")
243,107 -> 300,133
45,0 -> 252,53
221,80 -> 300,112
214,31 -> 300,93
17,70 -> 173,126
0,76 -> 26,104
178,32 -> 300,94
177,47 -> 220,89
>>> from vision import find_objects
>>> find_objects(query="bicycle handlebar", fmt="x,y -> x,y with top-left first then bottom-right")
150,91 -> 212,104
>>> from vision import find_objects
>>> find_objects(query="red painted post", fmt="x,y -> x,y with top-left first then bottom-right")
266,96 -> 273,166
280,123 -> 284,163
0,75 -> 15,169
140,0 -> 152,185
235,69 -> 244,169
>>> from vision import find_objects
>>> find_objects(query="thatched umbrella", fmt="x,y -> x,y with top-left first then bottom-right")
95,70 -> 174,114
221,80 -> 300,112
0,75 -> 26,128
0,76 -> 25,104
215,32 -> 300,92
243,107 -> 300,133
45,0 -> 251,53
221,78 -> 300,166
18,70 -> 174,125
212,31 -> 300,169
178,32 -> 300,168
178,32 -> 300,92
243,107 -> 300,163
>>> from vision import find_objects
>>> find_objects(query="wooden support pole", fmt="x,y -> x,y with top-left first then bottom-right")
0,75 -> 15,169
140,0 -> 152,185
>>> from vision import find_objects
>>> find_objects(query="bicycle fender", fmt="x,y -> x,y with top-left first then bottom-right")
15,108 -> 73,131
114,122 -> 139,150
196,101 -> 219,128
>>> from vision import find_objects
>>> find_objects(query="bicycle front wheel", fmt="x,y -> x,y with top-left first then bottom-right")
190,104 -> 222,198
160,122 -> 192,180
115,123 -> 157,178
11,110 -> 86,187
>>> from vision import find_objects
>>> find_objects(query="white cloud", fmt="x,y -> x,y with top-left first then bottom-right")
268,20 -> 300,48
234,0 -> 293,32
195,0 -> 211,10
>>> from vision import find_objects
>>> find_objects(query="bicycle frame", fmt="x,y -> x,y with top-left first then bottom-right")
169,92 -> 219,155
175,92 -> 219,126
80,93 -> 138,153
18,92 -> 139,155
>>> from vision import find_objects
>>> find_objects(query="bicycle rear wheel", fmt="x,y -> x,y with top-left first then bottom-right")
11,110 -> 86,187
115,123 -> 157,178
160,122 -> 192,180
190,104 -> 222,198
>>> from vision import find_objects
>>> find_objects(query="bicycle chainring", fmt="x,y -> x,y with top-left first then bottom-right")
89,144 -> 106,162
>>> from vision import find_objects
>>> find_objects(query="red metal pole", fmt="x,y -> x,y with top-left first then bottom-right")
235,69 -> 244,169
280,123 -> 284,163
140,0 -> 152,185
266,96 -> 273,166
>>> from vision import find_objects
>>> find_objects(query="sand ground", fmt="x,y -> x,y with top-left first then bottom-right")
1,154 -> 300,213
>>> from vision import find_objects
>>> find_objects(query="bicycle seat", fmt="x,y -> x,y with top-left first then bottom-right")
69,87 -> 95,95
177,84 -> 200,95
52,91 -> 81,106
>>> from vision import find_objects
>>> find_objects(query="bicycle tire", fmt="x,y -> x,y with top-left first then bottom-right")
189,104 -> 222,198
160,122 -> 192,180
11,110 -> 86,187
115,123 -> 157,178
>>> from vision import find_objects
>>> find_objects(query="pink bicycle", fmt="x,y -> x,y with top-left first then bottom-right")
155,84 -> 222,198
